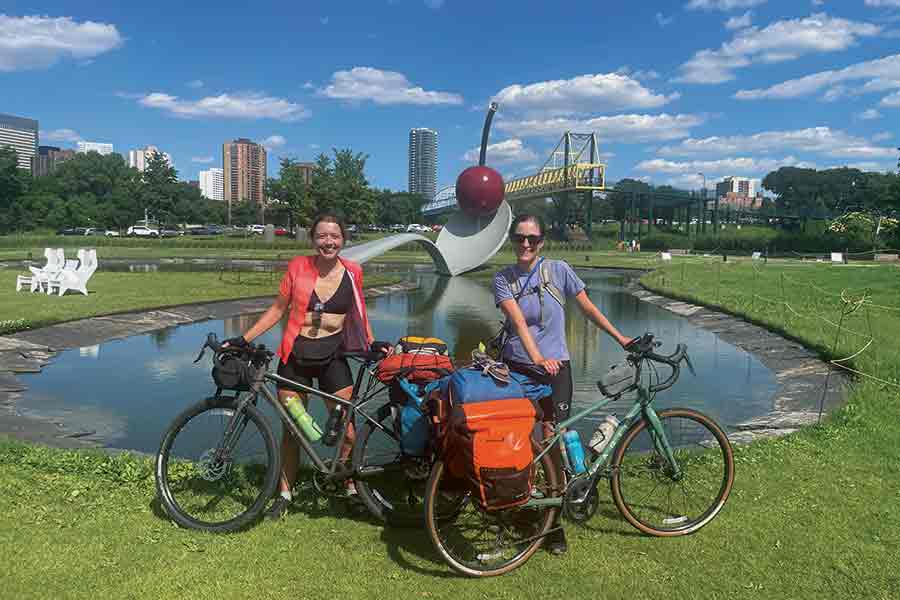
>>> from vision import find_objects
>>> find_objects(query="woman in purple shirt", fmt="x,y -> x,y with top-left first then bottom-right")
494,213 -> 633,555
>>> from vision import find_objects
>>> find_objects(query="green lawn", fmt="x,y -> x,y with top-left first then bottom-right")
0,270 -> 399,334
2,254 -> 900,598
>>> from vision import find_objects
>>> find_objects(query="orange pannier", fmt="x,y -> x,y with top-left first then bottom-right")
375,352 -> 454,384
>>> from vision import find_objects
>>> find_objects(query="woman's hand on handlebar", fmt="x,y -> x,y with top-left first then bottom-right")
222,336 -> 248,349
537,358 -> 562,376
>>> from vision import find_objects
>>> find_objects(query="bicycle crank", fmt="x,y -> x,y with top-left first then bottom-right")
563,478 -> 600,523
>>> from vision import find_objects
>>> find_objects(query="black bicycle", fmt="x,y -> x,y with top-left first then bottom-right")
154,333 -> 443,532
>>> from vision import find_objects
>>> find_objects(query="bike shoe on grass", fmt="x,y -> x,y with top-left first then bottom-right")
545,527 -> 568,555
265,496 -> 291,520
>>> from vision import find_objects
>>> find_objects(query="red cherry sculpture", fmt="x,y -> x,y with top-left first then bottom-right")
456,165 -> 505,217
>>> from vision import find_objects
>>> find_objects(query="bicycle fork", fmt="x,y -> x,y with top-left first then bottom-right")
641,400 -> 683,481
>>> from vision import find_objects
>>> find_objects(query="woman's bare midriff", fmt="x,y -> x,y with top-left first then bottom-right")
299,311 -> 346,339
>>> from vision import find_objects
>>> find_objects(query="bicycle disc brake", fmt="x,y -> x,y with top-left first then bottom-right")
197,449 -> 231,482
563,478 -> 600,523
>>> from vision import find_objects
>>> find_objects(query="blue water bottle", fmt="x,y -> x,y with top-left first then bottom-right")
563,430 -> 587,475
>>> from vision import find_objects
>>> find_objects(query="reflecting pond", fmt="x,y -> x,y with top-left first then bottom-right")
18,265 -> 778,453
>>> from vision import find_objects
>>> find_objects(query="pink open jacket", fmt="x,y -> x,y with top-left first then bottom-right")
277,255 -> 371,364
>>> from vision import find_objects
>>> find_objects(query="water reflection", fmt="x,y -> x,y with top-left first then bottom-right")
18,266 -> 777,453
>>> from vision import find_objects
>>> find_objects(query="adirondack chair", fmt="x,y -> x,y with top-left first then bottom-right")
47,250 -> 98,296
16,248 -> 64,292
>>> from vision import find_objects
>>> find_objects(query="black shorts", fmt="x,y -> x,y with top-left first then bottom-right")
276,354 -> 353,395
508,360 -> 573,422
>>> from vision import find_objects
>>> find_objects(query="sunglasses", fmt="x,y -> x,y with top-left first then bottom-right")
511,233 -> 544,245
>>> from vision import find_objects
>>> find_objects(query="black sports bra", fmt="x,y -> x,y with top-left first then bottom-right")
308,270 -> 353,314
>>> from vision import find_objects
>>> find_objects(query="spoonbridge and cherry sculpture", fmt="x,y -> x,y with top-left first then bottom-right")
342,103 -> 511,276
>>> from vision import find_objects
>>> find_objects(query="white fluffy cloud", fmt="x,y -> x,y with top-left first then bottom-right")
497,113 -> 704,142
186,80 -> 204,89
0,15 -> 122,71
492,73 -> 679,118
873,132 -> 893,141
260,135 -> 287,150
137,92 -> 310,121
880,90 -> 900,106
658,127 -> 897,159
40,128 -> 82,143
656,13 -> 674,27
320,67 -> 463,105
686,0 -> 766,10
735,53 -> 900,99
857,108 -> 882,119
725,11 -> 753,30
191,156 -> 214,163
462,139 -> 538,165
676,13 -> 881,84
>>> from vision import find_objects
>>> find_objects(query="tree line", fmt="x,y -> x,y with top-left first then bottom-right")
0,146 -> 427,234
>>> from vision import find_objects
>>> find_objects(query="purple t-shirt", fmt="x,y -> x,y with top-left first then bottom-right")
493,259 -> 586,364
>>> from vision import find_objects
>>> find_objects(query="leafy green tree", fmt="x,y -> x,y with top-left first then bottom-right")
139,151 -> 180,226
0,147 -> 27,233
267,158 -> 315,228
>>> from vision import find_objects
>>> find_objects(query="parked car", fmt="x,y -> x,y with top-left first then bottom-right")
431,224 -> 443,232
127,225 -> 160,237
105,230 -> 121,237
274,226 -> 289,236
365,224 -> 385,232
346,224 -> 359,234
390,224 -> 405,232
406,224 -> 430,233
159,228 -> 182,238
57,227 -> 89,236
248,224 -> 265,235
188,225 -> 221,236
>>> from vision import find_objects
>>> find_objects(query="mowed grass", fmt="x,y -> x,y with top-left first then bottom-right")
2,253 -> 900,598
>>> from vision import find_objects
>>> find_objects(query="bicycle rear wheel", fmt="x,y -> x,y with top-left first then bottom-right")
155,397 -> 279,533
610,407 -> 734,537
424,452 -> 560,577
353,403 -> 433,526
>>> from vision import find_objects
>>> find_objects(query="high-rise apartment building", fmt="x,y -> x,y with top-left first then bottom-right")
199,167 -> 224,201
0,113 -> 38,171
31,145 -> 76,177
77,141 -> 114,155
128,145 -> 172,171
409,128 -> 437,201
716,176 -> 755,198
223,138 -> 267,206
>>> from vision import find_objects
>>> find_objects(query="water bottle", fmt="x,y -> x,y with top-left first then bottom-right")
284,396 -> 322,442
322,405 -> 346,447
563,430 -> 587,475
589,414 -> 620,457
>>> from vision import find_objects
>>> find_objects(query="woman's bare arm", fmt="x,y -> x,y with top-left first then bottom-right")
241,295 -> 291,343
573,290 -> 630,347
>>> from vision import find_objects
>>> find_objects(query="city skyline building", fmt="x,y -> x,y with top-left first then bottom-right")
716,176 -> 755,199
408,128 -> 437,201
76,141 -> 114,155
223,138 -> 267,223
31,145 -> 76,177
0,113 -> 39,171
199,167 -> 224,202
128,145 -> 172,172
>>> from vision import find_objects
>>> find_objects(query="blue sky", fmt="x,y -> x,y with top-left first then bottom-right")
2,0 -> 899,193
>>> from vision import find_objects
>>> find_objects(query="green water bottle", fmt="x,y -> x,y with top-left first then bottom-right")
284,396 -> 322,442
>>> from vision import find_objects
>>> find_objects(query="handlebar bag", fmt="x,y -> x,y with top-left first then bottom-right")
212,354 -> 252,391
376,352 -> 454,384
597,361 -> 636,398
395,336 -> 448,355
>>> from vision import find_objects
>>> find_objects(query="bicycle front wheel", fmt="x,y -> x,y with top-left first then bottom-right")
424,452 -> 560,578
353,403 -> 432,527
610,407 -> 734,537
155,397 -> 279,533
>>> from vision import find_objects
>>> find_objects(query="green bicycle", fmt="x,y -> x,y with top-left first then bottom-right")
423,333 -> 736,577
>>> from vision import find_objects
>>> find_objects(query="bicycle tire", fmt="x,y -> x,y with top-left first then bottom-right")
424,452 -> 560,578
610,407 -> 734,537
155,397 -> 280,533
352,404 -> 432,527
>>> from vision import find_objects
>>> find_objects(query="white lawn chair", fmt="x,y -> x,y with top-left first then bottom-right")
16,248 -> 64,292
47,250 -> 97,296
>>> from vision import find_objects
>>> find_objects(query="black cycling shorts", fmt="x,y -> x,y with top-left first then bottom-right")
276,354 -> 353,395
508,360 -> 573,422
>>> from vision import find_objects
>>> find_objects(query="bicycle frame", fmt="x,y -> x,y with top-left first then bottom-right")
217,357 -> 396,478
526,379 -> 681,509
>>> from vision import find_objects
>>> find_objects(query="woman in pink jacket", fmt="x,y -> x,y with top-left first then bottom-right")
226,214 -> 381,519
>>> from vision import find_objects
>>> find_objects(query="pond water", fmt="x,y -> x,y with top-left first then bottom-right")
17,265 -> 778,454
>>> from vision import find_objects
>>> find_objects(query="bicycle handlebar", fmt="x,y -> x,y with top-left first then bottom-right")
626,333 -> 695,393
